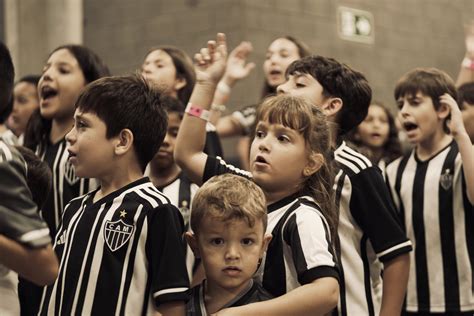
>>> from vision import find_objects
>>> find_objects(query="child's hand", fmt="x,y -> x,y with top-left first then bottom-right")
440,93 -> 467,139
223,41 -> 255,85
194,33 -> 228,85
464,21 -> 474,59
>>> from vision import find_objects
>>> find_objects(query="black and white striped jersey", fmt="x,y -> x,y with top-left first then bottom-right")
0,140 -> 51,248
155,171 -> 199,280
186,279 -> 273,316
38,177 -> 190,315
37,138 -> 97,237
334,141 -> 412,316
258,193 -> 339,297
203,156 -> 339,297
386,141 -> 474,313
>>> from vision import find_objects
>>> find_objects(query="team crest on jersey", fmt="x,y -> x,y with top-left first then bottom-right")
104,219 -> 134,252
64,160 -> 79,185
440,168 -> 453,190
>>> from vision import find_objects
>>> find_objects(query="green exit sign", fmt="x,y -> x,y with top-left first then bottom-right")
337,6 -> 374,44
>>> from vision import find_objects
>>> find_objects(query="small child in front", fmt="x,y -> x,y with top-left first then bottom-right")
185,174 -> 273,315
38,74 -> 190,315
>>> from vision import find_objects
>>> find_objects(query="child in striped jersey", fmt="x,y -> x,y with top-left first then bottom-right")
185,174 -> 273,315
148,96 -> 200,282
277,56 -> 412,316
386,68 -> 474,315
175,34 -> 340,315
24,45 -> 110,239
38,74 -> 190,315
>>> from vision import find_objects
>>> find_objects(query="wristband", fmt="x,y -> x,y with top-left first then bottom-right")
185,103 -> 210,121
211,104 -> 227,112
461,57 -> 474,70
217,81 -> 231,94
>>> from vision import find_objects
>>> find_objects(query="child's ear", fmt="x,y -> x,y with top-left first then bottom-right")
173,77 -> 187,92
114,129 -> 134,156
322,97 -> 343,118
262,233 -> 272,253
185,232 -> 201,258
437,101 -> 451,120
303,152 -> 324,177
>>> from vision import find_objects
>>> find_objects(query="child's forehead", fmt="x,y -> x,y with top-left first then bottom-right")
398,90 -> 428,100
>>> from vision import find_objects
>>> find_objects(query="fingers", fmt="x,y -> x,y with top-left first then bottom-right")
216,33 -> 227,59
439,93 -> 458,111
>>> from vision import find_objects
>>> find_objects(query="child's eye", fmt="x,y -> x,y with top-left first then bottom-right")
210,238 -> 224,246
295,83 -> 306,88
255,130 -> 265,138
75,121 -> 86,129
280,50 -> 289,58
278,135 -> 290,143
59,67 -> 70,75
241,238 -> 254,246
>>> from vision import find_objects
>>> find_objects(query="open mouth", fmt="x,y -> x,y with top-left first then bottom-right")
67,150 -> 77,159
269,69 -> 282,76
41,86 -> 58,100
255,155 -> 267,164
403,122 -> 418,132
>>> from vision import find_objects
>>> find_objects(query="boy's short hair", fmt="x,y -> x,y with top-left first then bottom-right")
15,146 -> 52,209
75,74 -> 168,171
0,41 -> 15,121
458,82 -> 474,106
287,55 -> 372,136
394,68 -> 458,133
190,174 -> 267,234
160,95 -> 185,118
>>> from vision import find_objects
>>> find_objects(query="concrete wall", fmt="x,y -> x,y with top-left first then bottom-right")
4,0 -> 474,158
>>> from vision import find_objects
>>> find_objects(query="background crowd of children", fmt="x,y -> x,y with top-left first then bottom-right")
0,21 -> 473,316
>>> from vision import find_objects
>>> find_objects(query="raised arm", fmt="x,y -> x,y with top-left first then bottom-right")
442,93 -> 474,204
174,33 -> 228,185
456,22 -> 474,87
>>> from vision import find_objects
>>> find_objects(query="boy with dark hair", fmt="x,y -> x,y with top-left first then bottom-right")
38,74 -> 190,315
185,174 -> 273,315
458,82 -> 474,142
386,68 -> 474,315
0,41 -> 58,315
278,55 -> 412,316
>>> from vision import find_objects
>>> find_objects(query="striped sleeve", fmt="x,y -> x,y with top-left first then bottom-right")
283,204 -> 339,284
203,156 -> 252,183
0,143 -> 51,248
349,166 -> 412,262
149,204 -> 190,305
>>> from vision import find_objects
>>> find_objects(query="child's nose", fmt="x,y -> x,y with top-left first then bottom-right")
225,244 -> 240,260
65,127 -> 76,144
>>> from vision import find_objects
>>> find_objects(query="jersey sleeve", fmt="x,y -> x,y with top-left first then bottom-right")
283,205 -> 340,285
0,145 -> 51,248
148,204 -> 189,306
349,166 -> 412,262
231,104 -> 257,136
203,156 -> 252,183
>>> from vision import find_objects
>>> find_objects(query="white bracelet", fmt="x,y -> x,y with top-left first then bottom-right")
217,81 -> 231,94
211,104 -> 227,112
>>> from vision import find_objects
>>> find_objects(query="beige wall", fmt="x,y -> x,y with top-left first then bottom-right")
4,0 -> 474,158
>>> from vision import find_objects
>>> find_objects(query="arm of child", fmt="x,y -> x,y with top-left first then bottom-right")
456,23 -> 474,87
0,236 -> 58,285
379,253 -> 410,316
174,33 -> 228,185
213,41 -> 255,135
155,301 -> 185,316
441,93 -> 474,204
214,277 -> 339,316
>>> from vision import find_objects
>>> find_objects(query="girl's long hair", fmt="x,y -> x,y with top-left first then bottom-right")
256,95 -> 338,242
24,45 -> 109,150
345,102 -> 402,164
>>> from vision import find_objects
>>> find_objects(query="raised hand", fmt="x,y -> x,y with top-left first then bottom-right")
194,33 -> 228,85
464,21 -> 474,59
440,93 -> 467,139
223,41 -> 255,86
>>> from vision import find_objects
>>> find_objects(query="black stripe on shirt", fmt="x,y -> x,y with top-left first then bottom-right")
412,161 -> 430,310
439,144 -> 460,311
